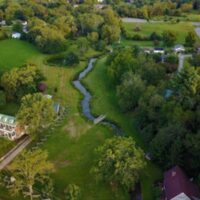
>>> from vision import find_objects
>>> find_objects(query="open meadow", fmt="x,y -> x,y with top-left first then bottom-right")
0,39 -> 127,200
122,21 -> 199,46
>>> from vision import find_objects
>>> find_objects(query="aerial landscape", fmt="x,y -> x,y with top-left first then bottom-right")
0,0 -> 200,200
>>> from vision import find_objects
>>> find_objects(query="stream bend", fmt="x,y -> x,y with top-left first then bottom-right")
73,58 -> 123,136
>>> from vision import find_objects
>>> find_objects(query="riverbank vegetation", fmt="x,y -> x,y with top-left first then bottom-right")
100,47 -> 200,183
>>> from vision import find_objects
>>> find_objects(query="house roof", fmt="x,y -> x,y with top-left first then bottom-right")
174,44 -> 185,49
0,114 -> 16,125
164,166 -> 200,200
154,47 -> 164,51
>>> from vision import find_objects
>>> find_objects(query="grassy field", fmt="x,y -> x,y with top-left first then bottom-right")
40,51 -> 127,199
0,39 -> 127,200
123,21 -> 198,45
0,39 -> 42,73
84,57 -> 162,200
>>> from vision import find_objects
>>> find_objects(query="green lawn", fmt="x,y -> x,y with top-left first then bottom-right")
84,57 -> 162,200
0,39 -> 42,73
0,39 -> 161,200
39,52 -> 127,199
123,21 -> 198,45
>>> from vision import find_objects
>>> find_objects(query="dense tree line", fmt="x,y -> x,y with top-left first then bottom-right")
0,0 -> 122,53
114,0 -> 199,18
107,48 -> 200,178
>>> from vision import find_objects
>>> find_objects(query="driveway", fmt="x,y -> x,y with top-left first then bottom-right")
0,136 -> 31,170
178,54 -> 192,72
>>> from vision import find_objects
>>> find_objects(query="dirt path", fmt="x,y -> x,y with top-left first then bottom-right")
0,136 -> 31,170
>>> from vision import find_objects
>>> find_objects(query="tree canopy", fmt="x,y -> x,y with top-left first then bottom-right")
92,136 -> 146,190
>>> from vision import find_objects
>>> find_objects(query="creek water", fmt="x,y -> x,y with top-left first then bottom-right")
73,58 -> 123,136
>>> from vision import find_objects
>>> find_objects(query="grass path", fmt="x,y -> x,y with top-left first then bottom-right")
84,57 -> 162,200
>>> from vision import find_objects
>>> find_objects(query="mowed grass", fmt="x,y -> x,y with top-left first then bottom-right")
0,39 -> 126,199
39,54 -> 127,199
123,21 -> 198,44
84,57 -> 162,200
0,39 -> 41,73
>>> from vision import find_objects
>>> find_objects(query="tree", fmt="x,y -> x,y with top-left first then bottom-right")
0,91 -> 6,107
171,66 -> 200,106
12,21 -> 23,33
92,137 -> 146,190
101,24 -> 121,44
185,31 -> 196,47
78,13 -> 104,34
190,54 -> 200,67
150,124 -> 185,168
54,15 -> 77,38
77,37 -> 89,55
17,93 -> 55,135
162,31 -> 177,47
139,60 -> 166,85
180,3 -> 193,12
7,150 -> 53,200
117,72 -> 146,111
107,49 -> 137,83
35,27 -> 66,54
64,184 -> 81,200
1,64 -> 45,101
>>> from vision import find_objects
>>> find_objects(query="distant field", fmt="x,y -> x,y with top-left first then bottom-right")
0,39 -> 41,73
123,21 -> 198,45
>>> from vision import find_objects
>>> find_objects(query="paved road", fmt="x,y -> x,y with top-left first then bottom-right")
122,18 -> 148,23
178,54 -> 192,72
121,17 -> 163,23
194,27 -> 200,39
0,136 -> 31,170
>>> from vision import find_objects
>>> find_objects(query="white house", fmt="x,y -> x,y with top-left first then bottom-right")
153,47 -> 164,54
0,114 -> 25,140
174,44 -> 185,54
11,32 -> 21,39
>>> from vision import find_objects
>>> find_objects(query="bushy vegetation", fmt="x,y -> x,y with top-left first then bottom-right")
106,48 -> 200,177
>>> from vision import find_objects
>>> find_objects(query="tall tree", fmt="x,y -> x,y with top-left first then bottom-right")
185,31 -> 196,47
7,150 -> 53,200
17,93 -> 55,135
1,64 -> 44,101
117,72 -> 146,111
64,184 -> 81,200
92,137 -> 146,190
162,30 -> 177,47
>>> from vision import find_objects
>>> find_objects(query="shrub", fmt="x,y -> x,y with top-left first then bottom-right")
47,52 -> 79,67
133,26 -> 141,32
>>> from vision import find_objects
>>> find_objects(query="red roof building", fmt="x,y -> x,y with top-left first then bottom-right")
164,166 -> 200,200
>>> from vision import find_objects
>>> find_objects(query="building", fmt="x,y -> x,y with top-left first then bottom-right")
164,166 -> 200,200
0,114 -> 25,140
11,32 -> 21,39
174,44 -> 185,54
153,47 -> 164,54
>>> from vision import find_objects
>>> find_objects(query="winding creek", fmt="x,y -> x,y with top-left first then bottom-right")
73,58 -> 123,136
73,58 -> 142,200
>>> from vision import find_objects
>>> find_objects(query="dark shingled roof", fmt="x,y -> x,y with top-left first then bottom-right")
164,166 -> 200,200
